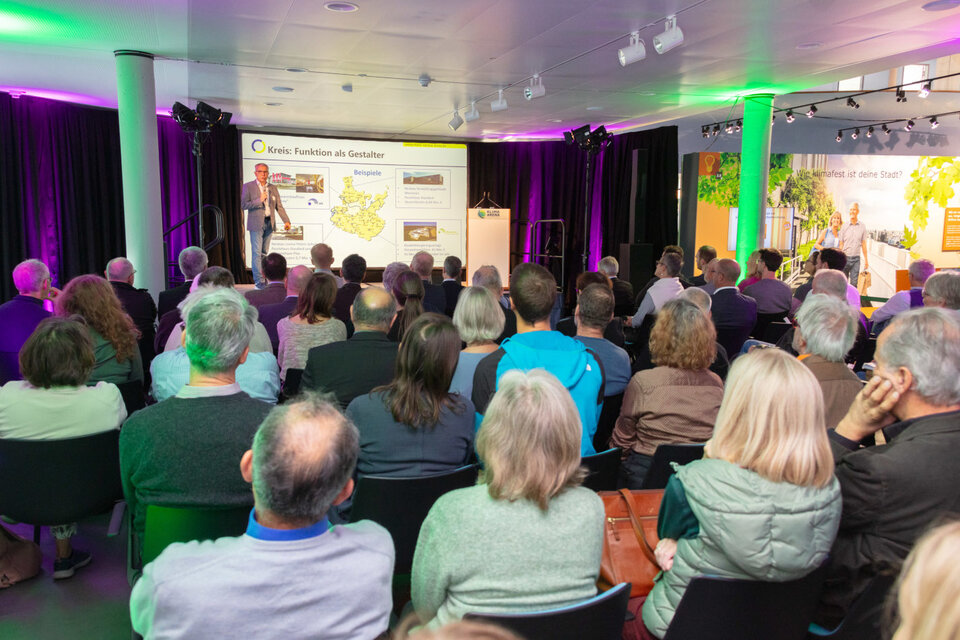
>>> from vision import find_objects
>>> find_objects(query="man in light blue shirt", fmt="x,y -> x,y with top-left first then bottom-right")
151,347 -> 280,404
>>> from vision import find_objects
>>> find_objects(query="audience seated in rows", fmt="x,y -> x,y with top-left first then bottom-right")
0,259 -> 54,383
629,252 -> 684,328
689,245 -> 717,287
922,269 -> 960,310
472,265 -> 517,343
816,307 -> 960,627
633,348 -> 841,639
388,269 -> 427,342
277,272 -> 347,381
333,253 -> 367,335
710,258 -> 757,355
572,284 -> 631,397
795,248 -> 860,312
259,264 -> 313,354
411,251 -> 446,314
441,255 -> 464,317
301,287 -> 399,409
413,369 -> 604,627
105,257 -> 157,372
892,521 -> 960,640
57,274 -> 143,386
736,249 -> 762,292
612,298 -> 723,489
742,248 -> 792,315
158,246 -> 206,318
598,255 -> 634,317
347,313 -> 474,477
870,259 -> 935,334
449,286 -> 504,398
633,245 -> 693,307
472,263 -> 604,455
121,286 -> 273,542
244,252 -> 288,309
0,317 -> 126,579
793,293 -> 862,428
310,242 -> 344,288
130,394 -> 394,638
556,272 -> 625,348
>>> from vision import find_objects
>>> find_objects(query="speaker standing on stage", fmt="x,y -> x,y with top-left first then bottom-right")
241,163 -> 291,289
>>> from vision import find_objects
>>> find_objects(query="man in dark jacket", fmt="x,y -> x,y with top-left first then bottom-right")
709,258 -> 757,355
816,307 -> 960,627
106,257 -> 157,374
598,256 -> 634,317
410,251 -> 445,314
158,246 -> 207,318
0,259 -> 53,383
332,254 -> 367,337
441,256 -> 464,317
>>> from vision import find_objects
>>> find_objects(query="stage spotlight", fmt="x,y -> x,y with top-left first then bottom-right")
701,125 -> 710,138
851,128 -> 860,140
905,119 -> 915,131
725,122 -> 733,133
785,110 -> 795,123
918,81 -> 932,98
172,102 -> 199,131
618,32 -> 646,66
867,126 -> 874,137
524,75 -> 545,100
882,123 -> 891,135
653,16 -> 684,54
490,89 -> 508,112
930,116 -> 939,129
571,124 -> 591,146
196,101 -> 231,128
712,125 -> 720,136
896,87 -> 907,103
464,102 -> 480,122
735,119 -> 742,132
836,130 -> 843,142
448,109 -> 464,131
806,105 -> 817,118
846,97 -> 860,109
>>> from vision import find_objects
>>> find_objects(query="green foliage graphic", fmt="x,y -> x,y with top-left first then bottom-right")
903,156 -> 960,249
779,169 -> 835,232
697,153 -> 794,209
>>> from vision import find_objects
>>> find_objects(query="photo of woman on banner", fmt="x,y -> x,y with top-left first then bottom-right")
814,211 -> 842,251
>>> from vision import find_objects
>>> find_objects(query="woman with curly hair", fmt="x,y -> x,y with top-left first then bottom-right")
57,274 -> 143,385
611,297 -> 723,488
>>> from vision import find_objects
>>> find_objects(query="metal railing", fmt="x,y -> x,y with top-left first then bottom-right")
162,205 -> 225,287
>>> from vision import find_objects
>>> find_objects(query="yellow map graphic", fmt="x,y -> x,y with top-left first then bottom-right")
330,177 -> 388,241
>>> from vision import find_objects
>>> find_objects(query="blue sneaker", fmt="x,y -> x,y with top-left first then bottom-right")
53,550 -> 92,579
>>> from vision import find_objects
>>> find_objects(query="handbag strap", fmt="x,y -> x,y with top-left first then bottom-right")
618,489 -> 658,563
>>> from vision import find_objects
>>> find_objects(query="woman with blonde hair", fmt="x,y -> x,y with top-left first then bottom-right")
276,272 -> 346,380
633,348 -> 842,639
893,521 -> 960,640
815,211 -> 843,251
612,298 -> 723,488
449,286 -> 505,397
411,369 -> 604,627
737,249 -> 763,292
56,274 -> 142,385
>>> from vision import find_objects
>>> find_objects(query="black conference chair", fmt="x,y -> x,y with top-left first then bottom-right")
807,572 -> 897,640
116,379 -> 147,416
465,582 -> 632,640
640,443 -> 705,490
0,430 -> 122,543
662,564 -> 827,640
350,464 -> 479,574
593,393 -> 624,453
581,448 -> 621,492
763,321 -> 793,344
278,368 -> 304,403
752,312 -> 789,342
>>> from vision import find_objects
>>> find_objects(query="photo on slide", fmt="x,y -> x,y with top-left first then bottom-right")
403,221 -> 437,242
296,174 -> 324,193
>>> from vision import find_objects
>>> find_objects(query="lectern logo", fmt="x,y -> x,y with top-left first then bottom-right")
251,139 -> 266,153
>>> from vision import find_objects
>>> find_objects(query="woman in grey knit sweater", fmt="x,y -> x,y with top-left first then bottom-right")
411,369 -> 605,627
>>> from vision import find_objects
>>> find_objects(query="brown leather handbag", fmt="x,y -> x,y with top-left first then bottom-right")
597,488 -> 663,597
0,523 -> 42,588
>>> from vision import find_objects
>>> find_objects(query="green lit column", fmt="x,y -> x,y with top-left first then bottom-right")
735,93 -> 774,277
115,50 -> 164,299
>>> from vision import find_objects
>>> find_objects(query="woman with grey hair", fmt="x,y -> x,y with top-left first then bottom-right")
449,287 -> 505,397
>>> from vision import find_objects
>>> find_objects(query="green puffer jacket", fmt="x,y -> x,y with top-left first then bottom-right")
643,458 -> 842,638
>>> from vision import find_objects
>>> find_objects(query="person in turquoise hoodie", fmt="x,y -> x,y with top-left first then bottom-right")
472,263 -> 605,455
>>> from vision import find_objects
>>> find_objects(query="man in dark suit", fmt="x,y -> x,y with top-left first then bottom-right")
410,251 -> 445,314
689,245 -> 717,287
598,256 -> 635,317
441,256 -> 464,317
472,264 -> 517,344
259,265 -> 313,354
240,163 -> 291,288
158,246 -> 207,318
300,287 -> 398,409
333,254 -> 366,337
244,253 -> 287,309
0,259 -> 53,383
710,258 -> 757,356
106,257 -> 158,376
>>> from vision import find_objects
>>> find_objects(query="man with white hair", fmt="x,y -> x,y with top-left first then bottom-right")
0,259 -> 54,383
628,252 -> 684,328
472,264 -> 516,343
816,307 -> 960,626
792,293 -> 862,428
106,257 -> 157,369
869,259 -> 936,333
922,270 -> 960,310
130,395 -> 394,639
158,246 -> 207,318
598,256 -> 634,317
410,250 -> 445,314
121,287 -> 274,543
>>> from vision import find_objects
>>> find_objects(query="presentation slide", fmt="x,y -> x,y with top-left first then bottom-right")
239,132 -> 468,269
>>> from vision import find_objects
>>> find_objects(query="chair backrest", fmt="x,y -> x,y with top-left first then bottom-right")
279,368 -> 304,404
593,393 -> 624,453
465,582 -> 631,640
141,504 -> 251,566
808,572 -> 896,640
350,464 -> 479,573
115,379 -> 146,415
662,564 -> 827,640
752,312 -> 788,341
763,321 -> 793,344
0,430 -> 122,525
581,448 -> 621,492
640,443 -> 705,489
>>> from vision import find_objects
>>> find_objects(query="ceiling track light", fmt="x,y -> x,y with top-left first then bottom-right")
785,110 -> 795,123
701,125 -> 710,138
464,101 -> 480,122
846,97 -> 860,109
867,126 -> 874,138
851,128 -> 860,140
896,87 -> 907,103
653,15 -> 684,54
735,119 -> 743,132
490,89 -> 508,112
930,116 -> 939,128
418,73 -> 432,88
882,124 -> 891,135
836,130 -> 843,142
712,125 -> 720,136
448,109 -> 464,131
918,81 -> 932,98
524,74 -> 546,100
806,105 -> 818,118
725,122 -> 733,134
905,119 -> 915,131
618,32 -> 647,66
772,115 -> 776,123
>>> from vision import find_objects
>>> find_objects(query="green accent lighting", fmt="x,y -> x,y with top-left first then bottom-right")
735,93 -> 774,279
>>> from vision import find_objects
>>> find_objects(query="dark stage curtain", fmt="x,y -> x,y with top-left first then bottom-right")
467,126 -> 678,308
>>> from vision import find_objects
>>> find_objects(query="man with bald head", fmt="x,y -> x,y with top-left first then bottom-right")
411,250 -> 445,314
259,265 -> 314,355
310,243 -> 344,288
301,287 -> 399,409
710,257 -> 758,355
106,257 -> 158,371
130,394 -> 394,638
